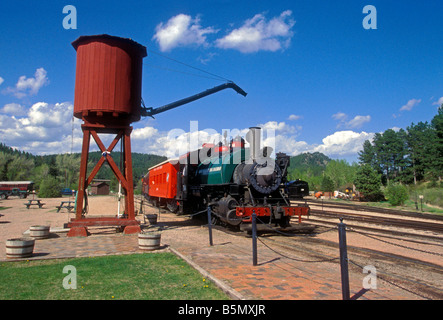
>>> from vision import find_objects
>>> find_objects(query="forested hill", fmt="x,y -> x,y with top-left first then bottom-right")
288,152 -> 331,178
287,152 -> 359,192
0,143 -> 167,190
289,152 -> 330,170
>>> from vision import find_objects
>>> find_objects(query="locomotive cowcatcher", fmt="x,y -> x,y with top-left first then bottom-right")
142,127 -> 310,231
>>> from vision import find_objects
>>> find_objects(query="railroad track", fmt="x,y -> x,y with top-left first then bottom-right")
291,198 -> 443,241
309,209 -> 443,234
260,234 -> 443,300
292,198 -> 443,222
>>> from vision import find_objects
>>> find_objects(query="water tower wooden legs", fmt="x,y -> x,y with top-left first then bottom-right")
67,123 -> 141,237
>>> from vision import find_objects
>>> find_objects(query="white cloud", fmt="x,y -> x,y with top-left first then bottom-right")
215,10 -> 295,53
0,77 -> 4,86
26,102 -> 72,128
263,133 -> 309,156
288,114 -> 301,121
3,68 -> 49,98
332,112 -> 347,121
259,120 -> 299,135
432,97 -> 443,107
153,14 -> 218,52
400,98 -> 421,111
346,115 -> 371,129
1,103 -> 28,117
132,126 -> 159,140
0,101 -> 79,154
332,112 -> 371,129
310,131 -> 374,158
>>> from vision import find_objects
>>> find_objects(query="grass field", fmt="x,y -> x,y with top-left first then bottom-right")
327,185 -> 443,215
359,199 -> 443,215
0,253 -> 229,300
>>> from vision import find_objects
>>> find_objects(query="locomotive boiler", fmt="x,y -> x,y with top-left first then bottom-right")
142,127 -> 310,230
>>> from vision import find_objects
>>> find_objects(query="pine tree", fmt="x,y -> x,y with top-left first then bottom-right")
358,140 -> 375,166
431,105 -> 443,181
354,164 -> 383,201
406,121 -> 434,184
321,175 -> 335,198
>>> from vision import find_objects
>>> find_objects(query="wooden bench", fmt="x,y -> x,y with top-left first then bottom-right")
24,199 -> 45,209
56,201 -> 75,212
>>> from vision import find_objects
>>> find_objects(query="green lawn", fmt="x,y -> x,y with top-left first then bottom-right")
0,253 -> 229,300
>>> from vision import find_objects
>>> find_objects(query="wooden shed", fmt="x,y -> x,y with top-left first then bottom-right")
90,181 -> 110,195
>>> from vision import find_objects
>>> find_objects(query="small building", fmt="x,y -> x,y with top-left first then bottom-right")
90,180 -> 110,195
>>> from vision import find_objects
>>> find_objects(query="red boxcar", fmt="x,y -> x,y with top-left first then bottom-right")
142,160 -> 179,211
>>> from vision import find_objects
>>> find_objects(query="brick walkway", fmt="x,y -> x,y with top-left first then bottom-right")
1,212 -> 424,300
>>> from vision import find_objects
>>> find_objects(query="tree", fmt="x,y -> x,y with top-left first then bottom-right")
382,129 -> 408,183
38,176 -> 62,198
325,159 -> 357,190
48,157 -> 59,178
56,154 -> 80,189
370,129 -> 409,184
431,105 -> 443,181
384,183 -> 409,206
354,164 -> 383,201
358,140 -> 375,166
321,175 -> 335,197
0,153 -> 34,181
372,132 -> 388,182
0,153 -> 13,180
406,121 -> 435,184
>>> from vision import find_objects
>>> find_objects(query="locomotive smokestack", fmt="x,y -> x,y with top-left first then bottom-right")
247,127 -> 261,161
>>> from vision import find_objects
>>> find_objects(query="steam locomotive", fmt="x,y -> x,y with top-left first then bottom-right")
142,127 -> 310,230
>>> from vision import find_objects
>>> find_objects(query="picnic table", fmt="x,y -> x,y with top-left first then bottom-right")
24,199 -> 45,209
56,201 -> 75,212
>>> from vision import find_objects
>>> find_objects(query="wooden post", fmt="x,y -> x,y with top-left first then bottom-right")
124,127 -> 135,219
76,127 -> 90,219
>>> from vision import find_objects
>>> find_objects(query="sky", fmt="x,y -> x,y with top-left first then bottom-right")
0,0 -> 442,162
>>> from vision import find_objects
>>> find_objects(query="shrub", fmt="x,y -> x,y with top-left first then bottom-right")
38,176 -> 62,198
384,183 -> 409,206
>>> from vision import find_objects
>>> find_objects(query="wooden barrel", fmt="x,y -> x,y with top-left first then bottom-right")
30,225 -> 50,239
6,238 -> 35,259
144,214 -> 158,225
138,232 -> 161,251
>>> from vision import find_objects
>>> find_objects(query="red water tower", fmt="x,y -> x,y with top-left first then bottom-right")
68,34 -> 147,237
